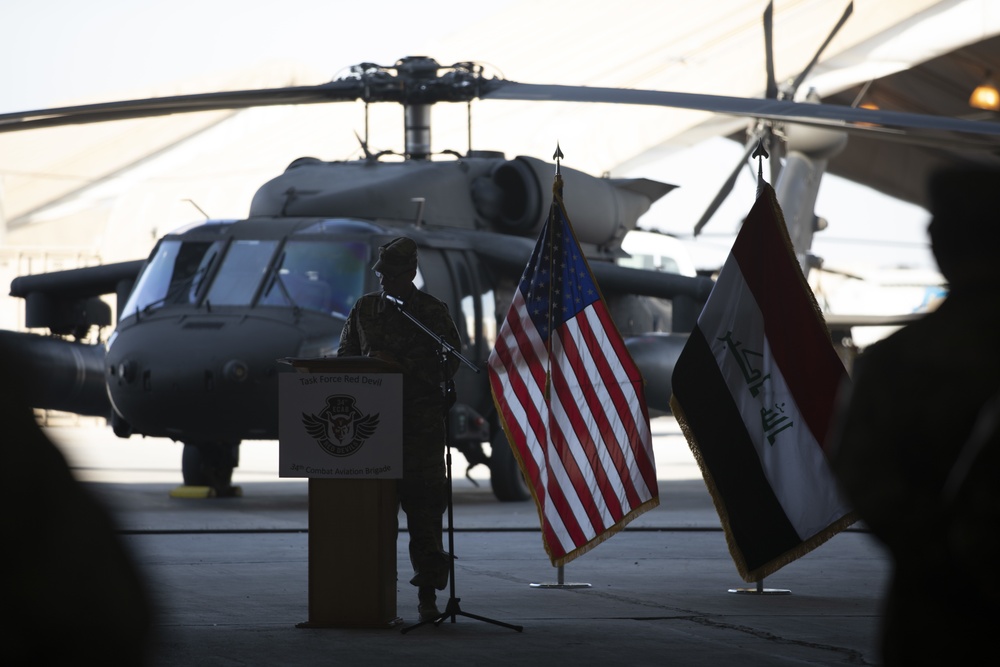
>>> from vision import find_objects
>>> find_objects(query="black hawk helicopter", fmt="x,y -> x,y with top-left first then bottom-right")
4,6 -> 1000,500
0,56 -> 716,501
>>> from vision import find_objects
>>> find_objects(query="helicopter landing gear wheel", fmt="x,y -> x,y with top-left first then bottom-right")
181,441 -> 241,497
489,428 -> 531,502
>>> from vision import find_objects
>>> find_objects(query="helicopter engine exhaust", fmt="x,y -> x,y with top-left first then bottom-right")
485,156 -> 674,247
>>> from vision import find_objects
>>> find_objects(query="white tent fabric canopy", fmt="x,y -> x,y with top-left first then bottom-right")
1,0 -> 998,259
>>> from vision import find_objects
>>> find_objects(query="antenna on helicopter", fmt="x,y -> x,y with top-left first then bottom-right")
183,199 -> 209,220
354,131 -> 374,160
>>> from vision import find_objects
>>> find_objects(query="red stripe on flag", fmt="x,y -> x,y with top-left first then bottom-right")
550,331 -> 624,529
733,195 -> 847,449
489,303 -> 545,487
489,297 -> 594,555
561,310 -> 642,516
590,302 -> 658,494
536,429 -> 587,554
545,406 -> 607,539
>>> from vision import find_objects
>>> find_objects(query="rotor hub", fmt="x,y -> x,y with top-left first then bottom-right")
346,56 -> 498,105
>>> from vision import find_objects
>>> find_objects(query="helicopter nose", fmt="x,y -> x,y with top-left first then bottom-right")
104,314 -> 309,440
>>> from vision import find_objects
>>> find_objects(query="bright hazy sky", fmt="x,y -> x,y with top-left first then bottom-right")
3,0 -> 509,114
3,0 -> 936,272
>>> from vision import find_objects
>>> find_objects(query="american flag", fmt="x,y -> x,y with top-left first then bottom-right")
488,173 -> 659,566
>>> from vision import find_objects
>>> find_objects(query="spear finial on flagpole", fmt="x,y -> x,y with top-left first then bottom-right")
545,143 -> 564,403
752,138 -> 769,197
552,143 -> 565,201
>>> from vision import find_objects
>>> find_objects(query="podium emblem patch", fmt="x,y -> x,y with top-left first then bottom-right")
301,394 -> 380,457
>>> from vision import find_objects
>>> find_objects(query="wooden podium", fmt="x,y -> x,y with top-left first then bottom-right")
281,356 -> 402,629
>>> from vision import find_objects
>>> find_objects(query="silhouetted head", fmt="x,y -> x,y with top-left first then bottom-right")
373,237 -> 418,298
372,237 -> 418,276
927,167 -> 1000,287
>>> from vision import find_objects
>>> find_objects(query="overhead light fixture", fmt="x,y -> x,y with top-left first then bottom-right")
969,72 -> 1000,111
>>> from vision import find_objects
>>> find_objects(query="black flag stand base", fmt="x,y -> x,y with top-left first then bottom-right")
728,578 -> 791,595
529,565 -> 591,589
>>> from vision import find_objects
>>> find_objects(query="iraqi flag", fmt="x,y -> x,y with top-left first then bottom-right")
670,182 -> 856,582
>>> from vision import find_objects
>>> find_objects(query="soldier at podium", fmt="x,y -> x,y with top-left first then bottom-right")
338,237 -> 461,622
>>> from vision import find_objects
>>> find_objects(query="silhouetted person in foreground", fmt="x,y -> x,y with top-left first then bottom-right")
0,341 -> 154,663
830,167 -> 1000,665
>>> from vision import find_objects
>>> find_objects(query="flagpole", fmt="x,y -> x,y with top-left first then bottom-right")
735,143 -> 793,597
544,144 -> 562,403
528,145 -> 593,592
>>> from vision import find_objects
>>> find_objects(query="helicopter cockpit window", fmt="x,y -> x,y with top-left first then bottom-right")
205,240 -> 279,306
258,239 -> 368,317
452,259 -> 476,346
120,239 -> 222,316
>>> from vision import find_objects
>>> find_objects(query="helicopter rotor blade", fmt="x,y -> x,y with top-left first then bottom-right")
3,53 -> 1000,154
482,81 -> 1000,151
789,1 -> 855,98
760,3 -> 781,199
693,132 -> 761,237
0,80 -> 368,133
692,1 -> 851,236
0,57 -> 494,134
763,1 -> 778,100
695,1 -> 783,239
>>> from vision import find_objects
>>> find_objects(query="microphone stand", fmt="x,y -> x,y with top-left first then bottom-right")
384,294 -> 523,634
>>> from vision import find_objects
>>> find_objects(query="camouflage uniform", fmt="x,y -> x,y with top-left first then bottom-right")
338,238 -> 460,597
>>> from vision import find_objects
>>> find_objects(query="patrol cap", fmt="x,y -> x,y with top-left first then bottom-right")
372,237 -> 418,275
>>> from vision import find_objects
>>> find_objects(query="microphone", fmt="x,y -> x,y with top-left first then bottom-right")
384,293 -> 404,308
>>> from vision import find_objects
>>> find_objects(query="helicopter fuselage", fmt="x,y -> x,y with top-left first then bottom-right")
8,153 -> 706,501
